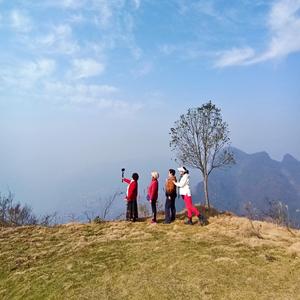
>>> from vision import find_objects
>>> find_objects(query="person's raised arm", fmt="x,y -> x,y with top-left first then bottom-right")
123,178 -> 131,184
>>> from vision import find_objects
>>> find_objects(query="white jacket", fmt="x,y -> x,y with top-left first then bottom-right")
174,173 -> 191,196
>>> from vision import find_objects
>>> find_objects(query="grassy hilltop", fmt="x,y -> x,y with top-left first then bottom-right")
0,214 -> 300,300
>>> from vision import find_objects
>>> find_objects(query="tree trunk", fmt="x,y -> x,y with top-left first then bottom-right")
203,174 -> 210,209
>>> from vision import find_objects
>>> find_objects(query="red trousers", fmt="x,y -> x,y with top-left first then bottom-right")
182,195 -> 199,218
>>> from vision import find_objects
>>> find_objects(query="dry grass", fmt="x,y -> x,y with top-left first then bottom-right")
0,214 -> 300,300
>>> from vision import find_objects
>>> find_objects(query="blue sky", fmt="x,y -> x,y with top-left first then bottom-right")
0,0 -> 299,216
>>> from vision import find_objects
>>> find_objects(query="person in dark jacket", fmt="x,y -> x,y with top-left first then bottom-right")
122,173 -> 139,221
147,171 -> 159,224
164,169 -> 177,224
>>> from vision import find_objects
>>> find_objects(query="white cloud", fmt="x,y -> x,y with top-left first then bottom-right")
94,0 -> 113,28
250,0 -> 300,63
20,59 -> 56,79
25,0 -> 141,60
68,14 -> 85,24
194,1 -> 222,20
90,1 -> 142,58
43,81 -> 142,113
215,0 -> 300,67
214,47 -> 255,68
35,24 -> 79,55
71,58 -> 105,79
0,58 -> 140,113
43,0 -> 86,9
0,58 -> 56,88
159,44 -> 176,55
0,0 -> 144,113
177,0 -> 189,15
61,0 -> 84,8
9,10 -> 32,33
132,0 -> 141,9
159,43 -> 210,61
132,61 -> 153,77
44,81 -> 117,100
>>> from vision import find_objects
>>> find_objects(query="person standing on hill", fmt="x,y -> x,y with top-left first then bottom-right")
164,169 -> 177,224
147,171 -> 159,224
122,173 -> 139,222
174,167 -> 207,225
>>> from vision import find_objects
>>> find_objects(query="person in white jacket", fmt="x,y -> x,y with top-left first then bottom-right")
174,167 -> 206,225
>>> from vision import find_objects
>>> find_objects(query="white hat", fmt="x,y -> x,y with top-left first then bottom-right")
177,167 -> 187,172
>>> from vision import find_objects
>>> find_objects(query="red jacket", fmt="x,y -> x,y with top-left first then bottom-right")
147,179 -> 158,201
123,178 -> 138,201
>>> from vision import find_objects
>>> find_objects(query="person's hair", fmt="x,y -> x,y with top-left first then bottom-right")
132,173 -> 139,181
169,169 -> 175,176
151,171 -> 159,179
182,166 -> 189,174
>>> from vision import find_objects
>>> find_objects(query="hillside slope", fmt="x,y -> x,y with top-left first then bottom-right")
194,148 -> 300,226
0,215 -> 300,300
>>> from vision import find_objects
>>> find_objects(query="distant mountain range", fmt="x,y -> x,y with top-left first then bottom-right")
192,148 -> 300,226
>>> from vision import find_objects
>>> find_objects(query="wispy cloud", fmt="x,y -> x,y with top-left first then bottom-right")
159,43 -> 210,61
43,81 -> 143,114
132,0 -> 141,9
35,24 -> 80,55
43,0 -> 86,9
194,1 -> 223,21
93,1 -> 113,28
0,58 -> 56,88
9,9 -> 32,33
71,58 -> 105,79
0,57 -> 141,114
131,61 -> 153,77
214,47 -> 255,68
44,81 -> 117,104
215,0 -> 300,67
68,13 -> 85,24
0,1 -> 145,113
159,44 -> 178,56
251,0 -> 300,63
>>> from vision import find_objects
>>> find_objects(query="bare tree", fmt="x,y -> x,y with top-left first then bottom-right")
244,201 -> 264,239
263,199 -> 289,227
0,191 -> 36,226
169,101 -> 235,208
0,191 -> 56,227
85,192 -> 123,223
39,212 -> 58,226
101,192 -> 122,220
138,203 -> 150,218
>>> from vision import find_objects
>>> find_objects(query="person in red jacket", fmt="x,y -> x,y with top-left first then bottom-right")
122,173 -> 139,222
147,171 -> 159,224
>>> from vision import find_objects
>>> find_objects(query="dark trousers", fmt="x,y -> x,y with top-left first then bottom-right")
126,200 -> 138,221
165,194 -> 176,223
151,200 -> 157,221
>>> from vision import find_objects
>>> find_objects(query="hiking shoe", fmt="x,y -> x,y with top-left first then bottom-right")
185,218 -> 193,225
198,215 -> 208,226
151,219 -> 157,224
